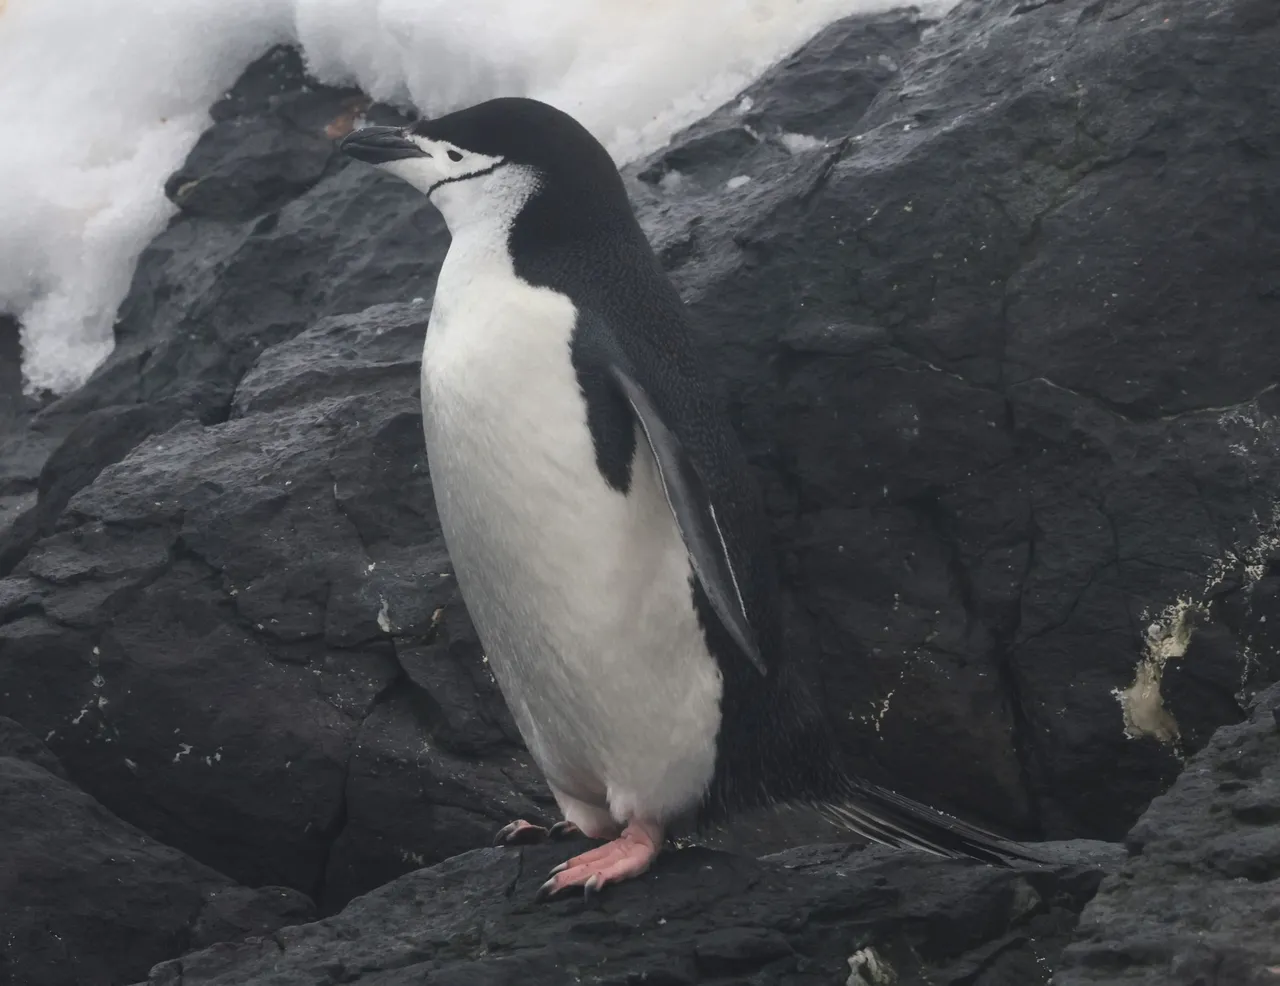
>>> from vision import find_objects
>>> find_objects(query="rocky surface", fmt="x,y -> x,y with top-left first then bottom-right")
1,0 -> 1279,982
0,315 -> 45,553
626,0 -> 1280,841
0,300 -> 551,906
137,840 -> 1122,986
1056,682 -> 1280,986
0,717 -> 313,986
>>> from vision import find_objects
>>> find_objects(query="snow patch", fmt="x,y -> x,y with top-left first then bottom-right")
847,946 -> 896,986
1113,598 -> 1202,744
779,131 -> 827,153
658,170 -> 688,193
1113,503 -> 1280,744
0,0 -> 293,395
2,0 -> 953,395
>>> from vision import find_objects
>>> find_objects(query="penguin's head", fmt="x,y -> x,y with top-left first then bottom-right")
339,97 -> 630,236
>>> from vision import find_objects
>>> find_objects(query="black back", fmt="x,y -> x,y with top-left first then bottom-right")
417,97 -> 846,824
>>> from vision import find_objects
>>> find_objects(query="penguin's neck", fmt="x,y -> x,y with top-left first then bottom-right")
425,171 -> 562,369
430,165 -> 540,252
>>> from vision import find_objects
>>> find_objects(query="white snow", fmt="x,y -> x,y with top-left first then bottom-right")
0,0 -> 293,395
847,946 -> 895,986
780,131 -> 829,153
1112,499 -> 1280,743
0,0 -> 952,396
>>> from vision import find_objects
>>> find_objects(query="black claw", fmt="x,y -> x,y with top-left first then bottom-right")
548,820 -> 582,841
534,877 -> 561,903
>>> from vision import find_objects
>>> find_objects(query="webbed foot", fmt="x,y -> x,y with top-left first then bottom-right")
535,820 -> 662,901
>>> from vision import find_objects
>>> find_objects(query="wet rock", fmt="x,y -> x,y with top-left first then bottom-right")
0,303 -> 547,909
628,0 -> 1280,839
165,114 -> 336,221
0,720 -> 312,986
0,315 -> 49,555
0,713 -> 65,777
134,839 -> 1122,986
164,47 -> 364,221
0,0 -> 1277,948
1057,682 -> 1280,985
0,49 -> 445,576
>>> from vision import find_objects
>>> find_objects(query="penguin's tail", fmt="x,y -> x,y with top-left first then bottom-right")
815,776 -> 1045,867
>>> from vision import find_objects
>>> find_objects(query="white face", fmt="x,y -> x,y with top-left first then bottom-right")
377,134 -> 537,234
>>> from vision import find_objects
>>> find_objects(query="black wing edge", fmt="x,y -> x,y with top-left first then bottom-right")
608,364 -> 768,677
817,777 -> 1048,866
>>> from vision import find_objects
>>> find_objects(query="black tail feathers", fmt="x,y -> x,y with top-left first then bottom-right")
816,776 -> 1045,867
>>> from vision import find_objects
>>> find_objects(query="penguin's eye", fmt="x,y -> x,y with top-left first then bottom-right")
447,149 -> 463,162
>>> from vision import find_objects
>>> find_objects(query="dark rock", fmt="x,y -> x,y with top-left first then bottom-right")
94,152 -> 445,427
0,315 -> 23,418
0,0 -> 1278,958
165,114 -> 337,221
627,0 -> 1280,840
165,48 -> 368,221
0,713 -> 65,777
134,839 -> 1122,986
231,301 -> 428,416
0,303 -> 547,910
0,314 -> 47,553
0,401 -> 195,576
1057,683 -> 1280,985
319,686 -> 552,909
636,8 -> 928,191
0,725 -> 312,986
0,46 -> 441,578
0,316 -> 31,450
186,885 -> 316,953
208,45 -> 322,123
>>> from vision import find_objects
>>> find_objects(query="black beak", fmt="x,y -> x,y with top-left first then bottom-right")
338,126 -> 427,164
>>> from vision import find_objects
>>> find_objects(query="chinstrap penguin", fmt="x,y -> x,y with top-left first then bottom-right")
339,97 -> 1040,900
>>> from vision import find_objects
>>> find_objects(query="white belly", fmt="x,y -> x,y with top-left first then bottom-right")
420,243 -> 723,826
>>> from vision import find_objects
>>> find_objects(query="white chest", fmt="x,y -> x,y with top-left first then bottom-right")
421,235 -> 600,540
417,233 -> 723,823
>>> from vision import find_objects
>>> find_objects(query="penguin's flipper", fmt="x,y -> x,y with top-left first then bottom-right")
608,366 -> 767,676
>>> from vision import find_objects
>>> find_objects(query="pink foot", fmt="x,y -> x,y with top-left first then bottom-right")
493,818 -> 582,846
535,820 -> 663,901
493,819 -> 548,846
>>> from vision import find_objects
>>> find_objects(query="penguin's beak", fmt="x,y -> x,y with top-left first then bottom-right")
338,126 -> 426,164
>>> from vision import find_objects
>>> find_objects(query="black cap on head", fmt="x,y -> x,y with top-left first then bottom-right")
339,97 -> 644,251
411,97 -> 625,200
